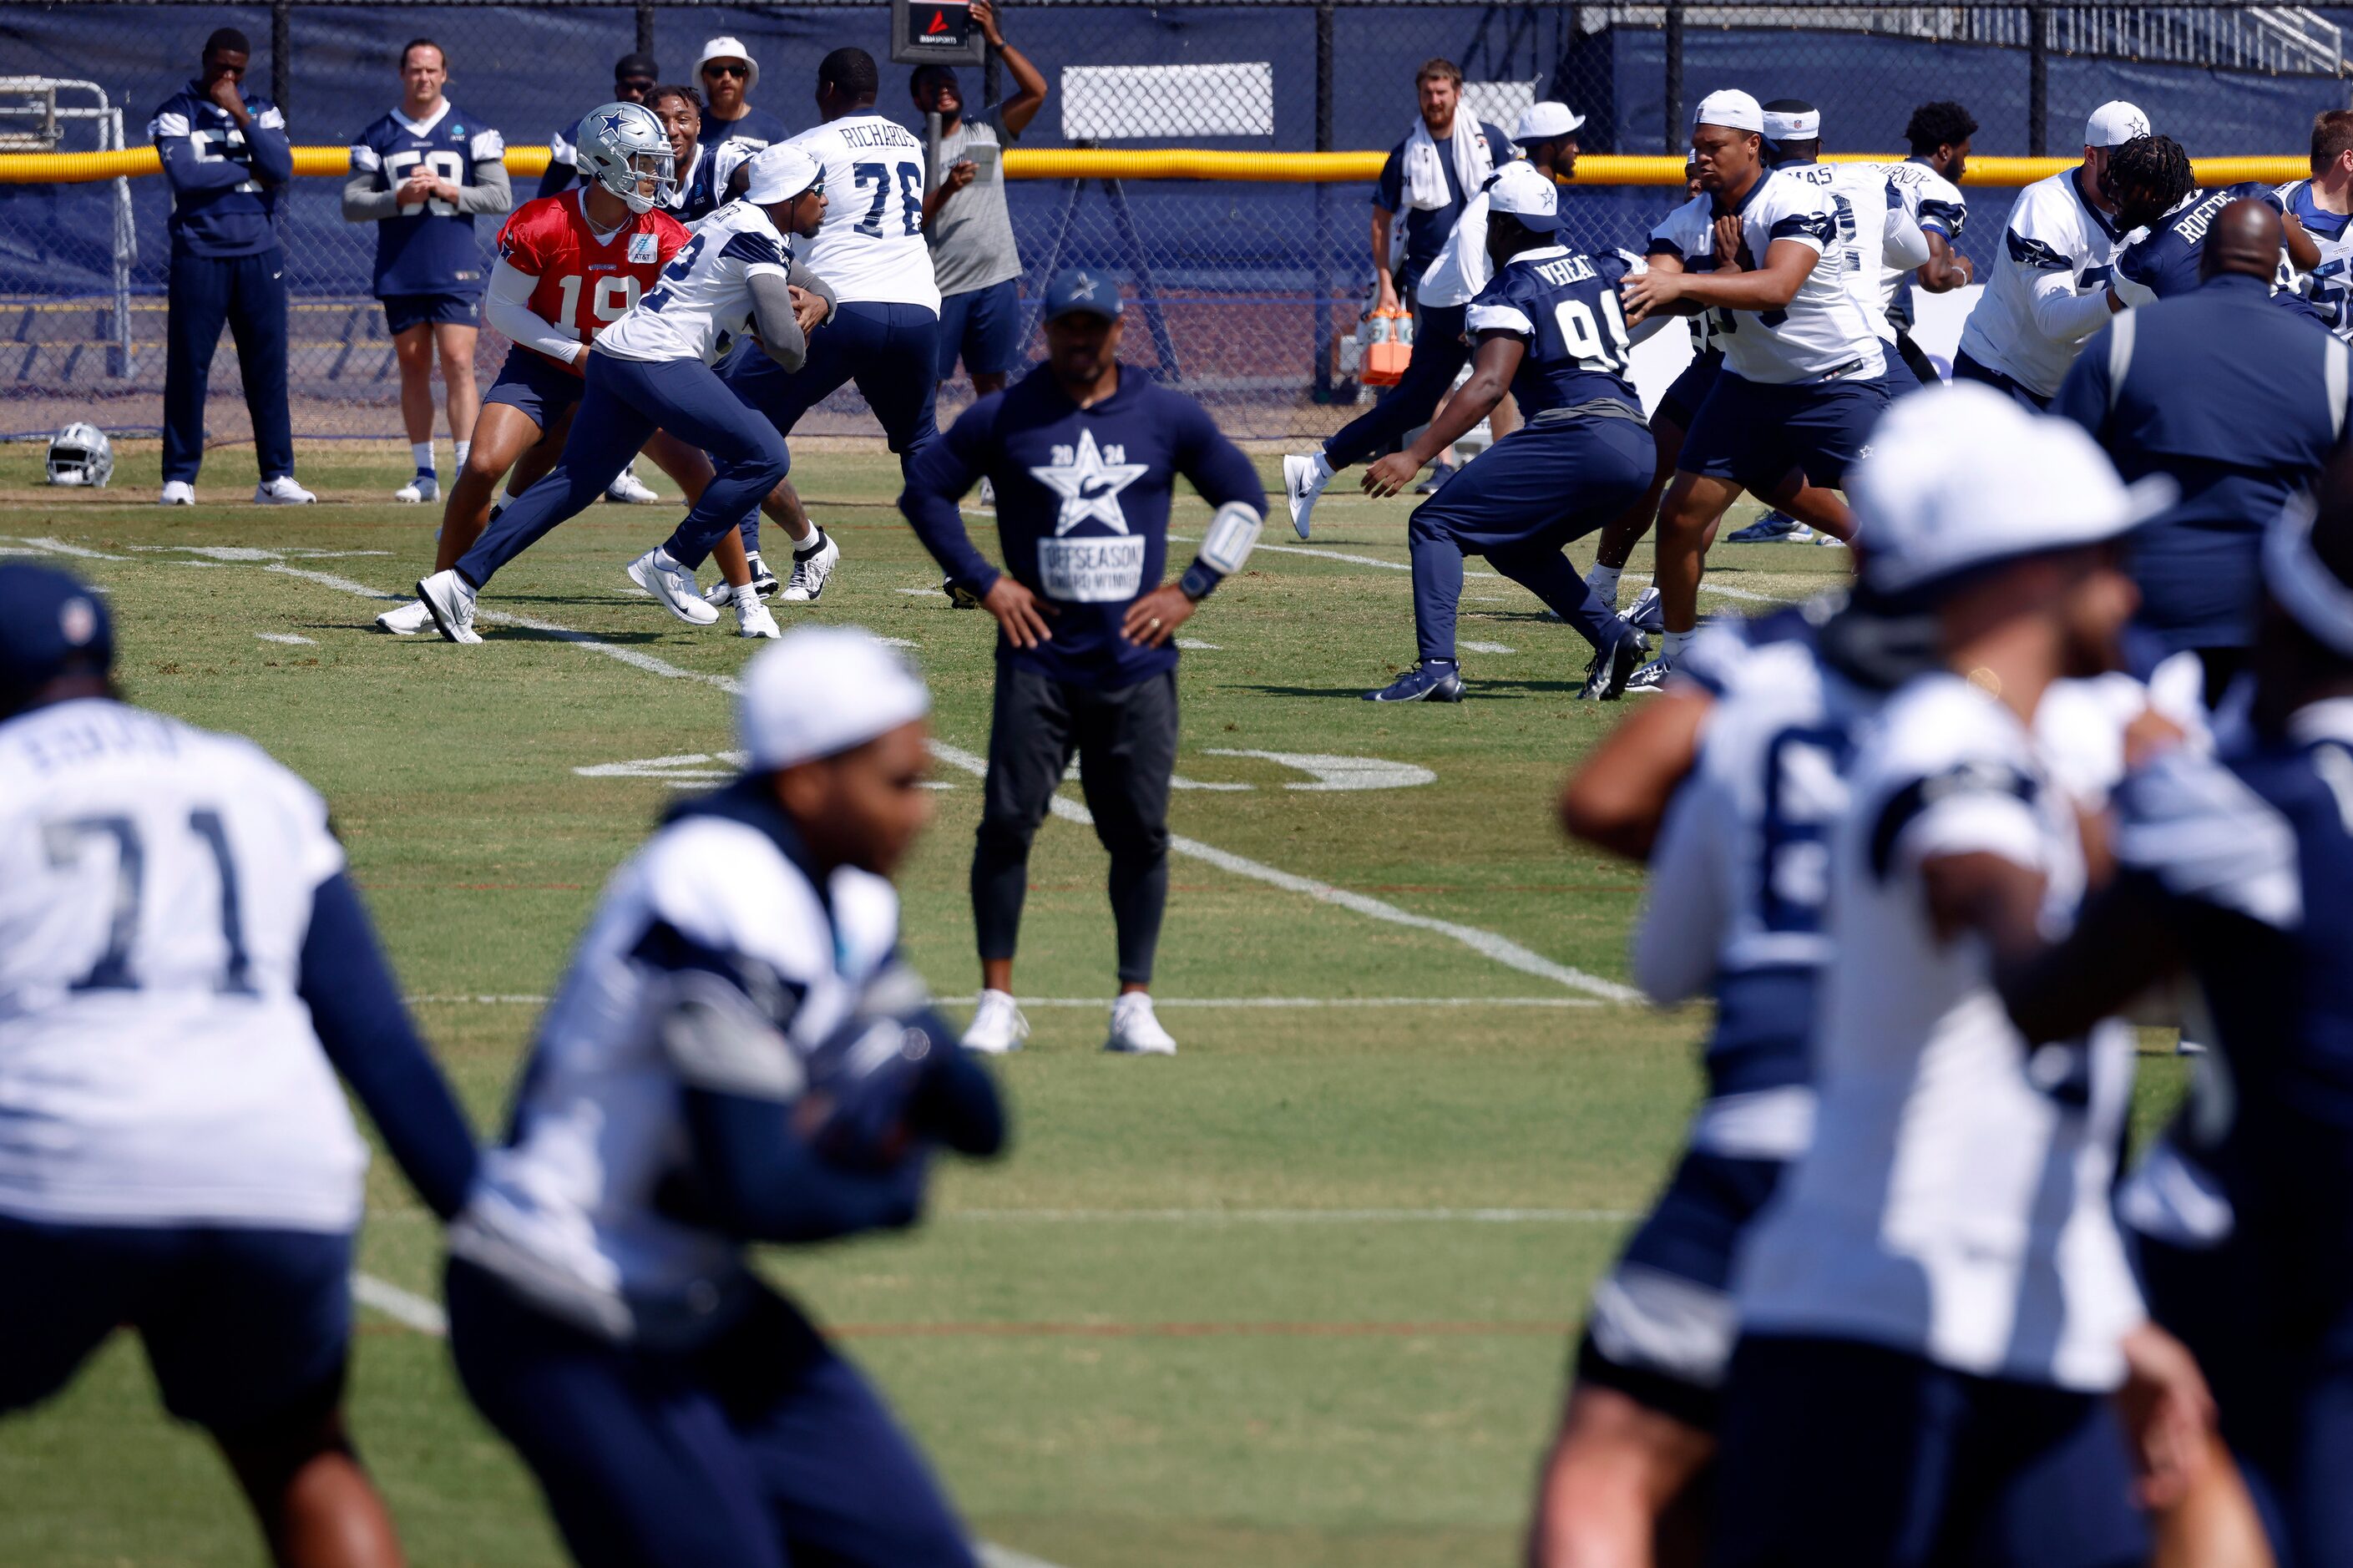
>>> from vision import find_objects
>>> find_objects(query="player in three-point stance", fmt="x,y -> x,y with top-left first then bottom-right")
375,104 -> 781,641
1357,162 -> 1653,704
416,144 -> 835,645
901,268 -> 1268,1058
0,564 -> 479,1567
444,627 -> 1004,1568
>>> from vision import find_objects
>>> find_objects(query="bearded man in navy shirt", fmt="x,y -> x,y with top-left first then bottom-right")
901,267 -> 1267,1059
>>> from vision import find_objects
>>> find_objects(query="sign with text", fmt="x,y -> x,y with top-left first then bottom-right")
891,0 -> 987,65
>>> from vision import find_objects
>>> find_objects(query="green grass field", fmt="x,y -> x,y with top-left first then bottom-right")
0,438 -> 2187,1567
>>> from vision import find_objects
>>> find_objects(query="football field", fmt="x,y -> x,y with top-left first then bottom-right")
0,440 -> 2189,1568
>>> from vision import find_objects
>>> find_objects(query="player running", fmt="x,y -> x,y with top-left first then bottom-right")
1707,385 -> 2216,1562
417,144 -> 833,645
445,629 -> 1003,1568
0,564 -> 479,1567
375,104 -> 780,641
344,38 -> 512,505
1951,100 -> 2147,409
1618,89 -> 1890,692
676,47 -> 942,604
1357,163 -> 1652,703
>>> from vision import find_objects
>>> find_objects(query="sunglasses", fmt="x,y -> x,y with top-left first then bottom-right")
702,62 -> 749,78
619,78 -> 655,94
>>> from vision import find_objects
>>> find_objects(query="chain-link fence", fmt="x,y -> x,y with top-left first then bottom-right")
4,0 -> 2349,448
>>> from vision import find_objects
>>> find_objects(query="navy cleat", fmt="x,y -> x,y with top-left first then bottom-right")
1728,509 -> 1807,544
1580,629 -> 1647,702
1364,661 -> 1465,703
1411,459 -> 1456,495
1622,655 -> 1675,695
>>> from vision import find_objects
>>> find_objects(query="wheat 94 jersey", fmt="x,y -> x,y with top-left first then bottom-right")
1463,245 -> 1643,415
496,191 -> 691,366
0,700 -> 367,1232
1877,159 -> 1968,313
2279,179 -> 2353,341
448,784 -> 902,1344
786,114 -> 941,312
1648,168 -> 1884,384
1957,166 -> 2136,398
590,200 -> 792,366
1736,673 -> 2144,1393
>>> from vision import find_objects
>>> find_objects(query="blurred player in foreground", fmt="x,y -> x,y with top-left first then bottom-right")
1708,385 -> 2232,1565
1358,163 -> 1652,703
445,628 -> 1004,1567
417,145 -> 834,644
902,267 -> 1266,1057
0,564 -> 479,1567
2000,456 -> 2353,1565
375,104 -> 777,640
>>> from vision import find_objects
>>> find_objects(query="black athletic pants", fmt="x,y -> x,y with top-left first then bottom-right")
972,665 -> 1177,985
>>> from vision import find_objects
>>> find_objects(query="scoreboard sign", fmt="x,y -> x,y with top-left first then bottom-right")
890,0 -> 988,65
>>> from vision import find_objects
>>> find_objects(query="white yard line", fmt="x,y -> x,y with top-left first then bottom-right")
947,1206 -> 1636,1224
410,992 -> 1604,1009
257,632 -> 316,645
7,535 -> 127,560
352,1272 -> 448,1335
241,558 -> 1635,1003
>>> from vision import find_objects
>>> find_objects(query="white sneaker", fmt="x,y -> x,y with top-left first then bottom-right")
1105,993 -> 1176,1055
254,475 -> 316,505
961,989 -> 1030,1055
778,534 -> 841,603
627,548 -> 720,625
416,570 -> 482,645
1282,452 -> 1332,540
605,464 -> 661,504
736,597 -> 781,639
394,473 -> 437,504
159,480 -> 195,506
976,476 -> 996,509
374,598 -> 433,635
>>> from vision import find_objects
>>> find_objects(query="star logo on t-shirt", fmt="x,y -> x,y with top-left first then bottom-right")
1030,428 -> 1149,535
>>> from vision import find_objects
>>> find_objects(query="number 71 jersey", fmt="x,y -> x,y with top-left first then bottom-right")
787,113 -> 942,313
1465,245 -> 1645,416
494,191 -> 692,369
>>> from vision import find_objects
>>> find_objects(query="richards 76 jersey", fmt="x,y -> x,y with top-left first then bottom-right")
785,113 -> 941,312
1464,245 -> 1643,415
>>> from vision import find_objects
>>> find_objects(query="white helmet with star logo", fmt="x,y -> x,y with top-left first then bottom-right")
575,100 -> 676,214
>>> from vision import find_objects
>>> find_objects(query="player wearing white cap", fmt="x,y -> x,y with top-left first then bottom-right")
1706,383 -> 2219,1562
417,144 -> 836,643
447,626 -> 1004,1568
1619,89 -> 1890,693
1952,100 -> 2148,408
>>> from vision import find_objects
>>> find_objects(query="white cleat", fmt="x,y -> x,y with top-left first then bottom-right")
961,989 -> 1030,1055
374,598 -> 433,635
627,547 -> 720,625
159,480 -> 195,506
1282,452 -> 1331,540
416,570 -> 482,645
736,597 -> 781,639
605,464 -> 662,504
393,473 -> 437,505
1105,992 -> 1177,1055
778,534 -> 841,603
254,475 -> 316,505
976,476 -> 996,509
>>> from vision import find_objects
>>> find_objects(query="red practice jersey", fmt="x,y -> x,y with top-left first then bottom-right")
493,191 -> 691,368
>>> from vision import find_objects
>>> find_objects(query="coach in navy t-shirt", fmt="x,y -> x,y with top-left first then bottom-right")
901,267 -> 1266,1059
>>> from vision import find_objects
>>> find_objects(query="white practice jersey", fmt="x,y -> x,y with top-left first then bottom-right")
449,797 -> 902,1345
1735,674 -> 2144,1392
1957,166 -> 2137,398
592,200 -> 793,366
1649,167 -> 1884,385
0,699 -> 366,1231
1774,161 -> 1914,347
787,114 -> 942,312
1879,158 -> 1969,314
2275,179 -> 2353,342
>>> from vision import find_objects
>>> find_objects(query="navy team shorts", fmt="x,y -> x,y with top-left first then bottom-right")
382,291 -> 480,336
936,278 -> 1026,382
1575,1146 -> 1785,1431
0,1214 -> 352,1440
1678,367 -> 1889,495
483,345 -> 586,429
1654,348 -> 1723,432
1708,1335 -> 2148,1568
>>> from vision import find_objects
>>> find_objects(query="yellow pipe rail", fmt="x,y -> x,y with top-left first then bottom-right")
0,144 -> 2310,188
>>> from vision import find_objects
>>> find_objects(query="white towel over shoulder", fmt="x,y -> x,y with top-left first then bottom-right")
1399,117 -> 1496,212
